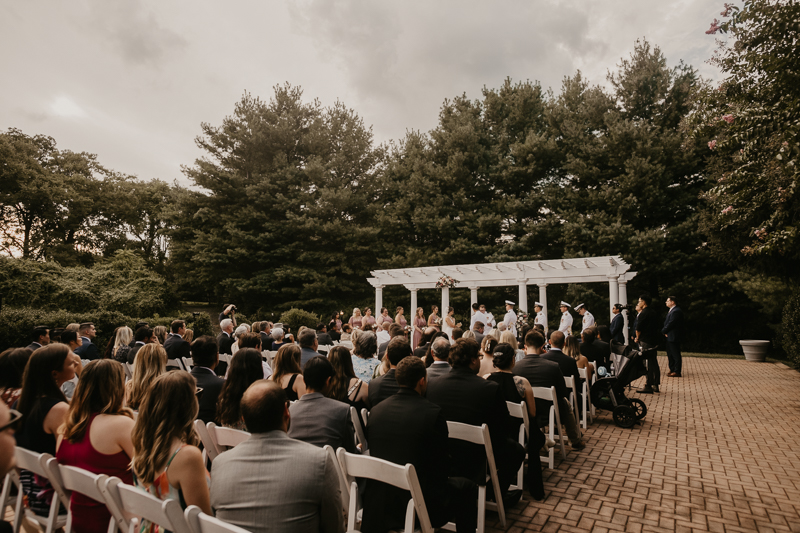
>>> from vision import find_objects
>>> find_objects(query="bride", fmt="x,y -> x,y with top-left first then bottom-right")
442,307 -> 460,342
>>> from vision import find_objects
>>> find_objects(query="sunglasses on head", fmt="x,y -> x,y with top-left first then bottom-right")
0,409 -> 22,433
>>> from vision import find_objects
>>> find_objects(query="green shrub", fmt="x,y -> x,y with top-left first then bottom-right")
188,313 -> 213,337
278,308 -> 320,330
780,292 -> 800,368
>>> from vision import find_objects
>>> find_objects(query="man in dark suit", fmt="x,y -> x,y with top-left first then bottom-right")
315,323 -> 334,347
378,324 -> 403,358
26,325 -> 50,351
362,356 -> 477,533
543,330 -> 584,401
580,328 -> 610,371
635,294 -> 662,393
217,319 -> 235,356
609,304 -> 626,344
426,338 -> 525,506
127,327 -> 155,364
426,337 -> 451,379
413,327 -> 436,358
472,321 -> 485,346
298,329 -> 321,366
662,296 -> 685,377
258,321 -> 273,349
74,322 -> 99,360
288,356 -> 357,453
190,335 -> 225,424
368,337 -> 410,406
515,330 -> 585,450
163,320 -> 191,361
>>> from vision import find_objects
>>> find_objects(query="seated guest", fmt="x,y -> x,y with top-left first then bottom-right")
210,381 -> 344,533
127,326 -> 156,364
580,327 -> 610,371
56,360 -> 134,533
153,325 -> 168,345
270,344 -> 306,401
217,319 -> 235,355
316,323 -> 334,346
164,320 -> 191,361
477,336 -> 499,377
596,325 -> 612,344
132,372 -> 211,520
298,328 -> 322,366
426,337 -> 452,379
352,332 -> 380,383
472,321 -> 486,345
110,326 -> 133,364
288,357 -> 357,453
125,343 -> 167,410
515,331 -> 584,450
327,346 -> 370,411
236,332 -> 273,379
377,324 -> 404,358
182,328 -> 194,343
217,348 -> 264,430
231,324 -> 251,354
451,327 -> 464,341
426,338 -> 525,506
368,337 -> 411,407
0,347 -> 32,407
189,336 -> 225,423
542,331 -> 584,395
500,330 -> 525,361
376,321 -> 391,347
329,323 -> 342,343
564,336 -> 594,382
363,356 -> 477,533
0,401 -> 18,532
26,325 -> 50,351
413,327 -> 436,358
74,322 -> 99,360
61,331 -> 83,354
270,327 -> 287,351
485,344 -> 546,500
340,323 -> 353,342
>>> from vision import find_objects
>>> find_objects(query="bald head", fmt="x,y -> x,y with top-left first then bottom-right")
550,330 -> 565,349
241,380 -> 288,433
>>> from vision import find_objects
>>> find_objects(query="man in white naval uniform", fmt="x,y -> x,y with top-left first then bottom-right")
470,303 -> 491,330
558,302 -> 574,336
533,302 -> 547,330
503,300 -> 517,337
575,304 -> 595,334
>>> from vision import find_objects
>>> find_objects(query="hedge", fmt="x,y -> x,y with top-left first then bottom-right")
780,291 -> 800,368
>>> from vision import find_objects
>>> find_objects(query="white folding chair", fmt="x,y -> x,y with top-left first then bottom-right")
1,470 -> 21,525
441,422 -> 506,533
182,357 -> 194,371
350,406 -> 369,454
122,362 -> 132,381
103,476 -> 192,533
44,459 -> 127,533
506,401 -> 529,492
167,358 -> 186,370
13,448 -> 69,533
336,449 -> 433,533
532,387 -> 567,468
564,376 -> 580,428
323,445 -> 350,516
578,368 -> 594,426
360,407 -> 369,428
184,505 -> 252,533
194,419 -> 216,462
205,422 -> 250,461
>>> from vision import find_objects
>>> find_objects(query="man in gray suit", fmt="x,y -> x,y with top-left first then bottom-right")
426,337 -> 451,379
299,328 -> 322,366
289,356 -> 357,453
210,380 -> 344,533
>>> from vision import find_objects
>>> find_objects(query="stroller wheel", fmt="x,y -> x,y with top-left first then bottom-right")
613,405 -> 637,428
629,398 -> 647,420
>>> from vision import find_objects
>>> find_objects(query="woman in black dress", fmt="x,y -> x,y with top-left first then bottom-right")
270,344 -> 305,401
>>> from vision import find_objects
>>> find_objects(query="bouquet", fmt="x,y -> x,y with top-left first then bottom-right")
516,312 -> 530,331
435,275 -> 459,289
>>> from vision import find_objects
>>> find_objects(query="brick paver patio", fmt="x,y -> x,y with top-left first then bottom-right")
491,356 -> 800,533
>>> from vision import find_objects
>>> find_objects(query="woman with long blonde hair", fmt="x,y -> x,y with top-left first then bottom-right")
112,326 -> 133,364
132,371 -> 211,520
125,343 -> 167,410
57,360 -> 134,533
269,344 -> 306,401
349,308 -> 363,330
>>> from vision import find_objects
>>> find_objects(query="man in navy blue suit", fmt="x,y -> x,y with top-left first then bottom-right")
74,322 -> 99,360
609,304 -> 626,344
662,296 -> 685,377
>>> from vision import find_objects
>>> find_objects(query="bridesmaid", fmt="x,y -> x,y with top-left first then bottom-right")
395,307 -> 408,330
349,308 -> 363,330
376,307 -> 393,328
428,305 -> 441,332
361,308 -> 376,330
329,312 -> 342,331
412,308 -> 426,349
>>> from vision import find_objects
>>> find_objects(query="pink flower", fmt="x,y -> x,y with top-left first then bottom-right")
754,228 -> 767,240
708,140 -> 717,150
721,3 -> 734,16
706,18 -> 721,34
722,114 -> 734,123
722,206 -> 733,215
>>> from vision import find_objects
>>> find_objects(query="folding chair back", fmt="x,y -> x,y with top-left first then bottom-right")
578,368 -> 594,426
13,448 -> 69,533
104,477 -> 192,533
182,357 -> 194,371
206,422 -> 250,458
531,386 -> 567,468
194,419 -> 217,462
336,449 -> 432,533
350,406 -> 368,453
360,407 -> 369,427
1,471 -> 20,526
167,358 -> 186,370
122,363 -> 132,381
323,445 -> 350,515
564,376 -> 579,426
505,401 -> 529,491
184,505 -> 252,533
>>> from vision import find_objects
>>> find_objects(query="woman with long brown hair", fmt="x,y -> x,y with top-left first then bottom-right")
57,360 -> 134,533
216,348 -> 264,429
132,371 -> 211,521
125,343 -> 167,410
269,344 -> 306,401
564,335 -> 594,380
427,305 -> 441,332
327,346 -> 370,410
412,307 -> 426,349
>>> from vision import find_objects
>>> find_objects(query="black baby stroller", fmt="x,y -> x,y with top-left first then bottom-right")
590,341 -> 650,428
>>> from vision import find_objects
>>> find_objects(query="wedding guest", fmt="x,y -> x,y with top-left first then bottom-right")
472,321 -> 486,345
426,338 -> 451,379
132,372 -> 212,520
428,305 -> 441,331
349,308 -> 363,330
412,307 -> 426,349
564,335 -> 594,381
500,330 -> 525,361
299,328 -> 322,366
413,327 -> 436,359
127,326 -> 156,364
125,343 -> 167,410
368,337 -> 411,406
218,319 -> 235,356
236,332 -> 273,379
395,306 -> 408,330
111,326 -> 133,364
0,347 -> 32,407
153,325 -> 168,345
351,331 -> 380,383
327,346 -> 370,411
189,336 -> 225,423
329,324 -> 342,343
376,321 -> 391,346
270,327 -> 287,351
316,323 -> 334,346
580,328 -> 609,371
217,348 -> 264,430
452,328 -> 464,341
0,401 -> 18,532
270,344 -> 306,401
182,328 -> 194,344
26,325 -> 50,351
61,331 -> 83,353
542,331 -> 583,401
478,336 -> 499,377
340,324 -> 353,342
164,320 -> 191,362
74,322 -> 99,360
462,330 -> 476,340
231,324 -> 251,354
56,360 -> 134,533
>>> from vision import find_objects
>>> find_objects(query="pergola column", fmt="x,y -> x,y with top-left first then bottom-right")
517,279 -> 528,313
618,280 -> 629,344
608,275 -> 619,322
410,288 -> 418,338
375,285 -> 384,316
441,287 -> 450,317
538,283 -> 548,325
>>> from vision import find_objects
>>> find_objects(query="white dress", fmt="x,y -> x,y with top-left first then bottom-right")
442,315 -> 455,342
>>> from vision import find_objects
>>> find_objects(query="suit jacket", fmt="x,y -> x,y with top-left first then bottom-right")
513,353 -> 568,426
580,341 -> 610,370
662,306 -> 685,342
368,368 -> 400,407
541,349 -> 583,390
126,342 -> 146,364
217,332 -> 234,355
425,366 -> 510,483
316,332 -> 334,346
473,331 -> 485,345
413,342 -> 430,359
362,389 -> 452,531
426,361 -> 451,379
190,366 -> 224,424
609,313 -> 625,344
163,333 -> 190,361
259,331 -> 272,349
74,337 -> 99,360
25,342 -> 42,352
636,307 -> 661,346
288,392 -> 357,453
300,347 -> 321,367
210,430 -> 344,533
377,339 -> 390,358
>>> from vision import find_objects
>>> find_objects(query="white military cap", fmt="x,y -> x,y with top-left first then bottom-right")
575,303 -> 585,310
505,300 -> 515,306
559,301 -> 571,307
534,302 -> 543,307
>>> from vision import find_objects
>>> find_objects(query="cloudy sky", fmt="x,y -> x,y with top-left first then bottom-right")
1,0 -> 724,185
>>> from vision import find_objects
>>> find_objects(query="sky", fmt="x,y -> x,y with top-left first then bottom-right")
0,0 -> 725,186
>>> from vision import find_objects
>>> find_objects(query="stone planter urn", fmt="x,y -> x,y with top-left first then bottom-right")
739,340 -> 770,362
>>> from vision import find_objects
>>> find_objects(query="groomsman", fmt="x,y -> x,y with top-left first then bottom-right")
558,302 -> 573,336
26,325 -> 50,351
609,304 -> 626,344
533,302 -> 547,329
503,301 -> 517,336
575,304 -> 595,334
662,296 -> 685,377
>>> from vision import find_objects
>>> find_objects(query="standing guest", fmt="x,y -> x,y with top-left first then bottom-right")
503,301 -> 518,337
257,322 -> 272,349
189,336 -> 225,423
125,343 -> 168,410
485,343 -> 546,501
368,337 -> 411,406
210,380 -> 344,533
412,307 -> 426,349
316,323 -> 334,346
662,296 -> 685,378
217,348 -> 264,430
218,304 -> 236,326
74,322 -> 99,360
132,372 -> 212,521
564,336 -> 594,381
395,306 -> 408,330
0,348 -> 32,407
609,304 -> 626,344
56,360 -> 134,533
182,328 -> 194,344
426,337 -> 452,379
15,344 -> 75,516
351,332 -> 380,383
428,305 -> 441,331
575,304 -> 595,334
153,325 -> 168,345
111,326 -> 133,364
26,325 -> 50,351
127,326 -> 156,364
288,357 -> 357,453
472,321 -> 486,346
270,344 -> 306,401
349,308 -> 363,330
298,328 -> 322,366
217,319 -> 235,356
442,307 -> 460,341
270,327 -> 287,351
635,294 -> 662,394
362,356 -> 477,533
533,302 -> 547,330
164,320 -> 191,362
361,308 -> 376,330
327,346 -> 370,411
557,303 -> 574,337
631,302 -> 642,343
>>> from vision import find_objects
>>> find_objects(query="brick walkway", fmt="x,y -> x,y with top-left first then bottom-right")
491,356 -> 800,533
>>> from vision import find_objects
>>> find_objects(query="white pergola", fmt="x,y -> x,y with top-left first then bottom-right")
368,255 -> 637,342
